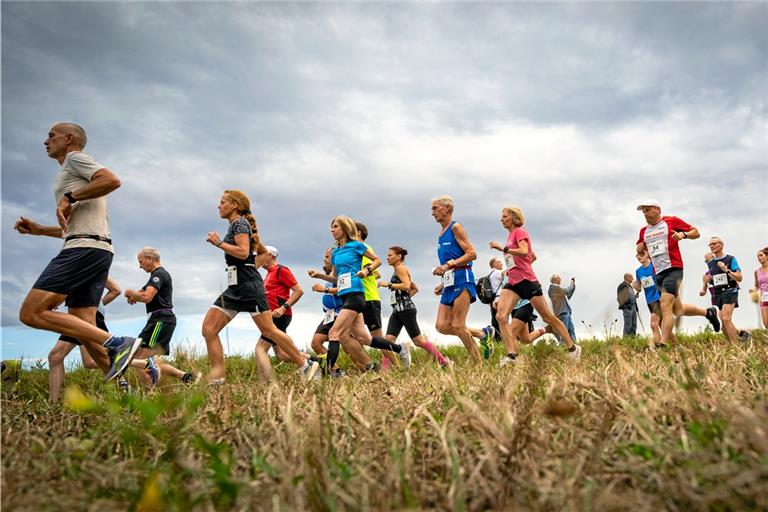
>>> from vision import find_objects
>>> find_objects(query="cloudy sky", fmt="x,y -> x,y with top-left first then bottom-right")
2,2 -> 766,362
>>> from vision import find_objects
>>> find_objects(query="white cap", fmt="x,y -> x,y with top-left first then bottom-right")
265,246 -> 279,258
636,199 -> 661,211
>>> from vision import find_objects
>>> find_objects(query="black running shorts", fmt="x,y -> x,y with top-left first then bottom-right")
655,268 -> 683,297
386,308 -> 421,339
33,248 -> 113,308
503,280 -> 544,300
363,300 -> 382,331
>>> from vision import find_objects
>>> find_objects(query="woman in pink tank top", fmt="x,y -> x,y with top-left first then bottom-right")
749,247 -> 768,328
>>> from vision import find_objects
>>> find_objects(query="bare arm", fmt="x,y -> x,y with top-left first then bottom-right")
101,277 -> 121,306
308,269 -> 337,284
357,247 -> 382,278
207,232 -> 250,260
672,227 -> 699,241
125,286 -> 158,305
57,168 -> 122,231
14,217 -> 63,239
390,265 -> 411,292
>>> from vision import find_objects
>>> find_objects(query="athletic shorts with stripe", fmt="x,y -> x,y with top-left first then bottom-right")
138,312 -> 177,355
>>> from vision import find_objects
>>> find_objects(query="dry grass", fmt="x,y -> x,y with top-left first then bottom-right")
2,331 -> 768,511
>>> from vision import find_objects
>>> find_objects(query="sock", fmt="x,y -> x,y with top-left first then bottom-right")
371,336 -> 401,353
327,341 -> 341,370
381,355 -> 391,371
421,340 -> 448,365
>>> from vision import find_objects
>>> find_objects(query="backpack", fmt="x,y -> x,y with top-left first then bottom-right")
476,271 -> 501,305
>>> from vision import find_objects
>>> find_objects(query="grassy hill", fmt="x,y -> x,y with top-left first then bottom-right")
2,331 -> 767,511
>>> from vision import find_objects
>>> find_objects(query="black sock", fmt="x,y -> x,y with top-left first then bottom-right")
327,341 -> 340,369
568,345 -> 577,352
507,353 -> 517,360
371,336 -> 401,353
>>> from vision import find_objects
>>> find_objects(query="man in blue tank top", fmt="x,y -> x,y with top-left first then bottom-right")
430,195 -> 494,363
633,252 -> 662,348
705,237 -> 750,343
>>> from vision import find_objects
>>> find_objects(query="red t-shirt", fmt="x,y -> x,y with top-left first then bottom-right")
263,264 -> 298,315
505,227 -> 538,285
637,216 -> 692,273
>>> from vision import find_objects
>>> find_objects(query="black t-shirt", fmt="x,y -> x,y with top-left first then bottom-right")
142,266 -> 173,313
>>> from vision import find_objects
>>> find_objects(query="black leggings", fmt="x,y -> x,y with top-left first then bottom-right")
386,308 -> 421,339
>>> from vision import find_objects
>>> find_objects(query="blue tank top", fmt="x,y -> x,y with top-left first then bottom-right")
437,221 -> 472,266
635,264 -> 661,304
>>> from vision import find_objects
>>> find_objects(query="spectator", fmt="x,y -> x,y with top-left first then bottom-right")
548,274 -> 576,343
617,273 -> 638,336
488,257 -> 504,341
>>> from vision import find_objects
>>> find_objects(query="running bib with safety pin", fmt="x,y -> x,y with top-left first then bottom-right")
504,253 -> 516,269
442,269 -> 455,287
323,310 -> 336,325
641,276 -> 655,289
390,290 -> 397,306
226,266 -> 238,286
761,291 -> 768,302
648,242 -> 664,257
338,273 -> 352,291
712,273 -> 729,287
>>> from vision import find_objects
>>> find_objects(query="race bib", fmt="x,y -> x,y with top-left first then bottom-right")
338,273 -> 352,291
390,289 -> 397,306
641,276 -> 655,289
226,266 -> 238,286
504,253 -> 516,269
323,309 -> 336,325
648,242 -> 664,257
712,273 -> 729,287
761,291 -> 768,302
441,269 -> 455,287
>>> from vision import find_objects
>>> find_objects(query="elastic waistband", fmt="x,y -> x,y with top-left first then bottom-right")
148,308 -> 175,316
65,234 -> 112,244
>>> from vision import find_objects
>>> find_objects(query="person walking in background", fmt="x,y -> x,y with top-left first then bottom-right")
749,247 -> 768,329
548,274 -> 576,343
617,273 -> 638,337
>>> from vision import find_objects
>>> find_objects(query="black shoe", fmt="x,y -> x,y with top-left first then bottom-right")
739,330 -> 751,343
705,307 -> 721,333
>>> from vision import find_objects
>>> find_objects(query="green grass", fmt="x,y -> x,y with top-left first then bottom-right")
2,331 -> 768,511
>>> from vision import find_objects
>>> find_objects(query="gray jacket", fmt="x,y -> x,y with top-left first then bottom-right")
548,282 -> 575,315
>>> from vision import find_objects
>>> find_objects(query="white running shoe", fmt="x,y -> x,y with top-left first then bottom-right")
498,355 -> 517,368
398,341 -> 412,369
300,361 -> 320,381
567,344 -> 582,361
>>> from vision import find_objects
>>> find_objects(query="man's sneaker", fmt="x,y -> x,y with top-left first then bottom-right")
498,355 -> 517,368
144,356 -> 161,386
181,372 -> 202,384
398,342 -> 412,369
300,361 -> 320,381
104,336 -> 142,382
739,330 -> 752,343
480,326 -> 495,360
117,379 -> 131,392
567,344 -> 582,361
705,306 -> 721,332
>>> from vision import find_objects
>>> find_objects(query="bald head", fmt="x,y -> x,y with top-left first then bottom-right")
550,274 -> 561,284
624,273 -> 634,283
54,123 -> 87,149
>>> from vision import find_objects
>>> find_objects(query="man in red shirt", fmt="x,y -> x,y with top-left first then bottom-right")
254,246 -> 307,378
636,200 -> 720,347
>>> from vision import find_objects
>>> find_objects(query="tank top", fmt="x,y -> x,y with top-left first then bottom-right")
437,221 -> 471,266
757,268 -> 768,301
223,218 -> 258,285
389,272 -> 416,312
706,254 -> 738,293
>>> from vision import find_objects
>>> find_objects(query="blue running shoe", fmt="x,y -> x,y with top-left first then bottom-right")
103,336 -> 142,382
144,356 -> 161,386
480,326 -> 495,360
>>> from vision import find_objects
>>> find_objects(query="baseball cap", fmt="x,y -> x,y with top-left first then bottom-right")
265,246 -> 279,258
636,199 -> 661,210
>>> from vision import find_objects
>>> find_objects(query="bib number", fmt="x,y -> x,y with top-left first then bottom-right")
640,276 -> 655,289
442,269 -> 455,287
712,273 -> 729,287
648,242 -> 664,257
226,266 -> 238,286
761,291 -> 768,302
390,289 -> 397,306
504,253 -> 516,269
338,273 -> 352,291
323,310 -> 336,325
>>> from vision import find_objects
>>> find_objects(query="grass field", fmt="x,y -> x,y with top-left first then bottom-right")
2,331 -> 767,511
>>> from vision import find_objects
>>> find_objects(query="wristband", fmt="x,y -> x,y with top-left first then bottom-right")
215,240 -> 223,247
64,192 -> 77,204
682,232 -> 688,239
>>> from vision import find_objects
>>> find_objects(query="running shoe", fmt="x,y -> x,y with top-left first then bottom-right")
330,368 -> 346,379
300,361 -> 320,381
705,306 -> 721,332
739,330 -> 752,343
567,344 -> 582,361
364,362 -> 380,373
398,342 -> 412,369
117,379 -> 131,392
316,353 -> 328,375
209,377 -> 225,387
103,336 -> 142,382
181,372 -> 202,384
498,355 -> 517,368
480,326 -> 495,360
144,356 -> 161,386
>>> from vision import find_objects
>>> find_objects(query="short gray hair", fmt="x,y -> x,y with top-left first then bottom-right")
138,247 -> 161,261
550,274 -> 559,283
431,195 -> 454,213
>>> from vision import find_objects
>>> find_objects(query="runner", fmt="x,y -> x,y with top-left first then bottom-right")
355,222 -> 399,370
488,258 -> 505,342
253,246 -> 312,379
201,190 -> 318,384
123,247 -> 199,386
633,252 -> 663,348
377,246 -> 449,366
308,248 -> 372,374
749,247 -> 768,328
699,252 -> 716,305
316,216 -> 410,373
47,277 -> 123,401
497,299 -> 548,367
490,205 -> 582,361
705,237 -> 750,343
431,195 -> 493,363
635,199 -> 720,346
16,123 -> 141,382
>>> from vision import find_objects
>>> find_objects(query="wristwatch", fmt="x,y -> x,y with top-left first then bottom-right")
64,192 -> 78,204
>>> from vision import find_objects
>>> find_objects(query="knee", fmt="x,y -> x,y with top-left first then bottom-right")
495,311 -> 507,324
19,305 -> 41,328
435,321 -> 451,335
449,320 -> 464,333
48,348 -> 64,367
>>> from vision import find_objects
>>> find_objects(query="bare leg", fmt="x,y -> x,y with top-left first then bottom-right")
529,295 -> 574,349
47,340 -> 76,402
202,307 -> 232,381
441,291 -> 482,363
252,312 -> 305,367
719,304 -> 739,342
496,289 -> 521,355
254,339 -> 273,381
